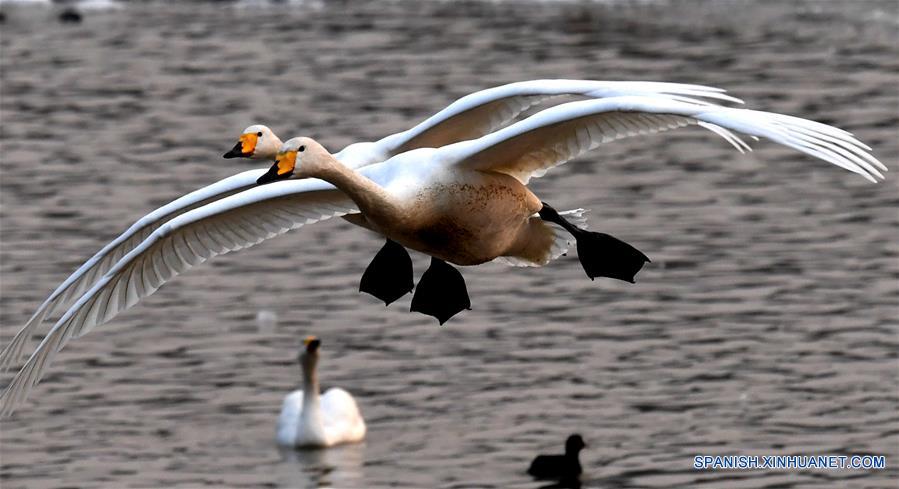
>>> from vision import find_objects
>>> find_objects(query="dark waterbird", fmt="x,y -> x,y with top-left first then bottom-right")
528,434 -> 586,483
58,7 -> 82,24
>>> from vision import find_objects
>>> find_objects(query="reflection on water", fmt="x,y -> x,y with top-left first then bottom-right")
0,0 -> 897,488
278,443 -> 366,489
533,473 -> 583,489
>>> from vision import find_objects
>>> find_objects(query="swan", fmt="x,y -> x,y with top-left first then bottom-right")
0,88 -> 884,416
255,96 -> 883,321
0,79 -> 738,373
276,336 -> 366,448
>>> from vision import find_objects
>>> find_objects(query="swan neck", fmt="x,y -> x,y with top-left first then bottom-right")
316,160 -> 400,219
302,360 -> 320,409
297,356 -> 324,444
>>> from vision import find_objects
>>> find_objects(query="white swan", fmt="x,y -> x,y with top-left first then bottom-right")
252,97 -> 884,321
0,79 -> 738,373
276,336 -> 366,448
0,86 -> 884,415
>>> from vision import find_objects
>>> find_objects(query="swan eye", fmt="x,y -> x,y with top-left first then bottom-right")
298,145 -> 305,152
256,131 -> 263,137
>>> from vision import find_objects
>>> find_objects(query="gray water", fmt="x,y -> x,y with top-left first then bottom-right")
0,1 -> 897,488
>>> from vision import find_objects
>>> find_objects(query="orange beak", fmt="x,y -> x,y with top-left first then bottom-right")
257,150 -> 296,185
223,133 -> 259,159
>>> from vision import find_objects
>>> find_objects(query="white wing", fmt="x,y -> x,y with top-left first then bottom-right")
448,96 -> 885,183
351,79 -> 743,165
276,390 -> 304,447
1,80 -> 741,368
0,179 -> 358,416
321,387 -> 366,445
0,169 -> 268,374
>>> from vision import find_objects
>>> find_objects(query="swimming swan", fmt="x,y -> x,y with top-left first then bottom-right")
0,89 -> 884,415
0,80 -> 738,374
276,337 -> 366,448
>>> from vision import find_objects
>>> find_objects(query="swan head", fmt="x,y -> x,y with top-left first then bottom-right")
565,434 -> 586,454
257,137 -> 330,185
299,335 -> 321,372
223,125 -> 282,160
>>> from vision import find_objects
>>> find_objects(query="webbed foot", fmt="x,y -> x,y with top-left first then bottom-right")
359,239 -> 414,305
410,258 -> 471,324
574,231 -> 649,282
539,202 -> 650,283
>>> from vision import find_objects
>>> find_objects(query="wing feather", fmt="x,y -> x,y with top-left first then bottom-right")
375,79 -> 742,158
0,179 -> 357,416
1,81 -> 742,372
449,96 -> 884,183
0,169 -> 267,373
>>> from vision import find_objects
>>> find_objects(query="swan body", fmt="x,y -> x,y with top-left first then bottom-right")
0,82 -> 885,415
317,151 -> 552,266
0,79 -> 733,373
276,337 -> 366,448
261,95 -> 884,267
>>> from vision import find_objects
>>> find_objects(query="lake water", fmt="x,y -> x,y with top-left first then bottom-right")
0,1 -> 897,488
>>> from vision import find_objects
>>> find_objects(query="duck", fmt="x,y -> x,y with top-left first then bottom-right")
528,434 -> 586,481
0,79 -> 734,374
276,336 -> 366,448
0,85 -> 884,416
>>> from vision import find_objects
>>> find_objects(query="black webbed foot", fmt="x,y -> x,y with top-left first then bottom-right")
575,231 -> 649,282
410,258 -> 471,324
539,202 -> 650,283
359,239 -> 414,305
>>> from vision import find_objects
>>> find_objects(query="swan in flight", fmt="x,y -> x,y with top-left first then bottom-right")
276,337 -> 366,448
0,86 -> 884,416
0,79 -> 738,374
255,97 -> 883,322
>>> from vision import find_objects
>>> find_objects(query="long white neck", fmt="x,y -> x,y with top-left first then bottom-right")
313,161 -> 403,226
298,358 -> 325,443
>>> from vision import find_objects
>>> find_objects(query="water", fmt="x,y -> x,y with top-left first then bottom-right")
1,1 -> 897,488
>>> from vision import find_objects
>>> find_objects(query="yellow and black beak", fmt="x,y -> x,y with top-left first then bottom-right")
303,336 -> 321,353
223,133 -> 258,159
257,150 -> 296,185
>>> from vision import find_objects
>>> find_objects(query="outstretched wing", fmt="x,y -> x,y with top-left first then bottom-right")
0,169 -> 268,374
448,96 -> 885,183
366,79 -> 743,162
0,179 -> 357,416
2,80 -> 739,362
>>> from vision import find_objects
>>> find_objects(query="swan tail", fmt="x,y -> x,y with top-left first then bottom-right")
495,208 -> 588,267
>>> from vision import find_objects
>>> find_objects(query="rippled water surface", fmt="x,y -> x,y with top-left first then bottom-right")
1,1 -> 897,488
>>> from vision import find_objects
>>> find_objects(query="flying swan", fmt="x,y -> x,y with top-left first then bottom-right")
0,80 -> 739,374
0,89 -> 885,416
276,336 -> 366,448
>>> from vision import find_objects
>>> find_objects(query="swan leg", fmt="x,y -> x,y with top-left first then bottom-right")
359,239 -> 414,305
410,258 -> 471,325
539,202 -> 650,283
